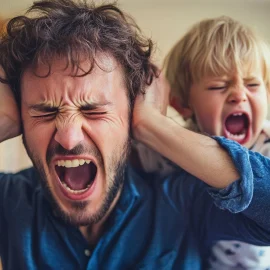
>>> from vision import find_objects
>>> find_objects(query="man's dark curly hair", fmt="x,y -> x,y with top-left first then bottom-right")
0,0 -> 158,108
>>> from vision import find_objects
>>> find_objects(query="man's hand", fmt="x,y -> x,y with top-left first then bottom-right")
0,67 -> 21,142
132,72 -> 170,140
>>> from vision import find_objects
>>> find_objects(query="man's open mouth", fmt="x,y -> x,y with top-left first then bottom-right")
224,112 -> 250,144
55,159 -> 97,195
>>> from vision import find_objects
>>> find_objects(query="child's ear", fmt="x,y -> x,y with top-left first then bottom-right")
170,96 -> 193,120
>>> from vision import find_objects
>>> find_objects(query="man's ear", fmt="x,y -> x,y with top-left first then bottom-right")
170,96 -> 193,120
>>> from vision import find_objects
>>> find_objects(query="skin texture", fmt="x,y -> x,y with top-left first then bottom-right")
183,66 -> 268,149
20,55 -> 130,235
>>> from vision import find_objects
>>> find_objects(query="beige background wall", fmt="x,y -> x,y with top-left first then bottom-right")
0,0 -> 270,173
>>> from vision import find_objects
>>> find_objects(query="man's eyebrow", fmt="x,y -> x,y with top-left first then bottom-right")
80,102 -> 112,110
28,101 -> 112,111
28,103 -> 58,112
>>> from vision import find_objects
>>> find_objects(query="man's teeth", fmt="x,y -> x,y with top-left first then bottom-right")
56,159 -> 91,168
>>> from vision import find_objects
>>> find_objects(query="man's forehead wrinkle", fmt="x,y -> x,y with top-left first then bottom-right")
23,55 -> 127,109
64,78 -> 112,107
31,71 -> 83,106
35,52 -> 118,76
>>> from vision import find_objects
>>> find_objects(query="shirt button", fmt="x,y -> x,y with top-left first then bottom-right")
84,249 -> 91,257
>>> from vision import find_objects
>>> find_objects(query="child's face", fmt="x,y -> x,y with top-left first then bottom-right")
188,67 -> 268,148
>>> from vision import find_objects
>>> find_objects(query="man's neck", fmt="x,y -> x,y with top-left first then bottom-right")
79,224 -> 104,248
79,189 -> 122,246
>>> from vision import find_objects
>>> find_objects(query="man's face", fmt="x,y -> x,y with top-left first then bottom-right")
187,66 -> 268,149
21,55 -> 130,226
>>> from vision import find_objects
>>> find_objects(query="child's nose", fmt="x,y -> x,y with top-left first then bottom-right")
54,121 -> 84,150
227,87 -> 247,104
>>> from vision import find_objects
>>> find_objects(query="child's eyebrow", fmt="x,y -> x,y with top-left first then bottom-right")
204,75 -> 229,82
204,78 -> 229,84
244,76 -> 260,81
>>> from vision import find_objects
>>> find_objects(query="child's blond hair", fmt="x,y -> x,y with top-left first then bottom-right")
165,16 -> 270,109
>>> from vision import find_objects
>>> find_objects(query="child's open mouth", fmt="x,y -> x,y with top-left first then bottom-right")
55,159 -> 97,199
224,112 -> 250,144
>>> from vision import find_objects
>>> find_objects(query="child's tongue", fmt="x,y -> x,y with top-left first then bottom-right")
64,165 -> 92,190
225,115 -> 245,134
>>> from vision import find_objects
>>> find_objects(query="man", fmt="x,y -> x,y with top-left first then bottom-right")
0,1 -> 269,269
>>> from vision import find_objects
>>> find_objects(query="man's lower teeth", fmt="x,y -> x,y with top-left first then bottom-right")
62,182 -> 90,194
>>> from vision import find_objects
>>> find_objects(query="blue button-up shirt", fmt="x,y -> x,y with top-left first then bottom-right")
1,137 -> 270,269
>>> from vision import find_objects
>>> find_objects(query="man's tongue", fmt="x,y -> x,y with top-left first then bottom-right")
63,164 -> 92,190
225,115 -> 246,134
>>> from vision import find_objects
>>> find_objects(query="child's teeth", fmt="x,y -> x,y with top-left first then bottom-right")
227,131 -> 246,141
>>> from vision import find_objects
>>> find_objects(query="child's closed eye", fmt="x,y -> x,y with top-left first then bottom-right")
247,83 -> 260,88
207,86 -> 226,91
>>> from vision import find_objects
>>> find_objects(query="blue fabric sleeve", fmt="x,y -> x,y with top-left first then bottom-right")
159,136 -> 270,250
0,172 -> 8,256
0,173 -> 8,235
208,136 -> 270,229
207,136 -> 255,213
0,168 -> 40,253
192,136 -> 270,249
0,174 -> 3,246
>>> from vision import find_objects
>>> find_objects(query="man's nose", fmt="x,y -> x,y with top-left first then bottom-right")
227,86 -> 247,104
54,122 -> 84,150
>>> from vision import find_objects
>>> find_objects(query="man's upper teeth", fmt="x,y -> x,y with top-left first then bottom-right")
57,159 -> 91,168
232,113 -> 243,116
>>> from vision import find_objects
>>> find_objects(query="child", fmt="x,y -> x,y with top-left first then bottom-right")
134,16 -> 270,269
165,16 -> 270,269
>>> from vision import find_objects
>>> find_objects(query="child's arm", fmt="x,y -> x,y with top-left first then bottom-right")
132,74 -> 238,188
154,139 -> 270,247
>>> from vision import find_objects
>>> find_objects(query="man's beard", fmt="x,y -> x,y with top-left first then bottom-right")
23,134 -> 130,227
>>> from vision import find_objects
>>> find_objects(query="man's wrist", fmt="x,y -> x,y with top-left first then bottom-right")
0,115 -> 20,143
